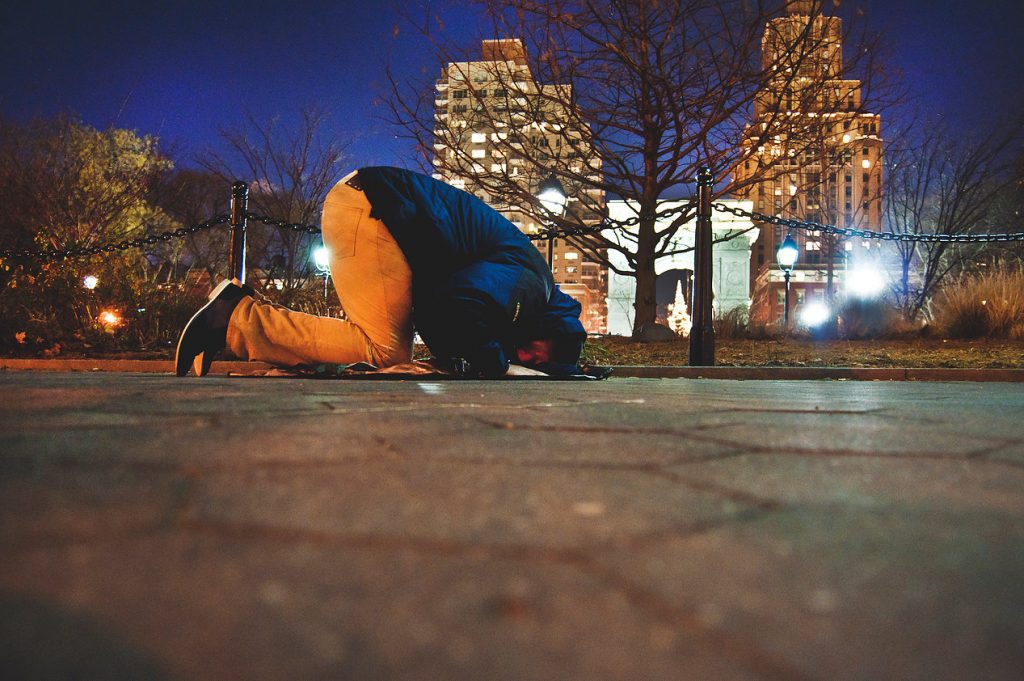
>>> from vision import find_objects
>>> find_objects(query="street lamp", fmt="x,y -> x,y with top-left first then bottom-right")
83,275 -> 99,290
777,234 -> 799,329
312,245 -> 331,300
537,173 -> 567,270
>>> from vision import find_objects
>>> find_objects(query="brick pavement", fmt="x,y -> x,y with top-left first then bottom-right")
1,372 -> 1022,680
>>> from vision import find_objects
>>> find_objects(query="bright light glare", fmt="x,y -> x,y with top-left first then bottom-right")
83,275 -> 99,290
313,246 -> 330,273
847,266 -> 886,298
777,235 -> 799,269
99,310 -> 121,328
538,188 -> 567,216
800,302 -> 830,327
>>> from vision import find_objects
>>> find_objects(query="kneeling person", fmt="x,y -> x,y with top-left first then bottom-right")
176,167 -> 586,378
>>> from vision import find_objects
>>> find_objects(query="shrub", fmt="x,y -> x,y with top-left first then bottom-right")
931,269 -> 1024,339
713,305 -> 750,339
837,297 -> 920,340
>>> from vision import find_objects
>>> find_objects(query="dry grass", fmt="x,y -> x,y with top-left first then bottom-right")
932,270 -> 1024,339
582,336 -> 1024,369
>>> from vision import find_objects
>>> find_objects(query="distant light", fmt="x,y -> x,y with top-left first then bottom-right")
801,302 -> 830,327
847,266 -> 886,298
313,246 -> 330,274
789,184 -> 797,196
537,174 -> 567,216
83,275 -> 99,290
777,234 -> 799,270
862,159 -> 871,169
99,309 -> 121,329
842,134 -> 851,143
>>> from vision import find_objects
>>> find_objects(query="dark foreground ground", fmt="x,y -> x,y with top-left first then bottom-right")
2,372 -> 1023,681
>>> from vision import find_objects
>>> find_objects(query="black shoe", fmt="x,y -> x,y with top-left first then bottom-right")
174,279 -> 254,377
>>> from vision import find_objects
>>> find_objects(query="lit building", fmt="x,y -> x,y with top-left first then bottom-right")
432,39 -> 608,333
734,0 -> 883,326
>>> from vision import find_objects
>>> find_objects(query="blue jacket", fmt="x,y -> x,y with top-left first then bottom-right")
358,167 -> 585,376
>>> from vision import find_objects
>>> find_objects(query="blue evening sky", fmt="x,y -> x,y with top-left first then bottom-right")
1,0 -> 1021,174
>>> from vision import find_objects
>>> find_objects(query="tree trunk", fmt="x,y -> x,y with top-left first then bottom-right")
630,211 -> 658,336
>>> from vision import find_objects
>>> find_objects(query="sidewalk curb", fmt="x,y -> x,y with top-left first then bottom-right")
2,358 -> 1023,381
608,365 -> 1024,382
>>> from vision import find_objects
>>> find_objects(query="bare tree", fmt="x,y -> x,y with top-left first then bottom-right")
200,107 -> 348,291
386,0 -> 885,334
151,167 -> 231,284
883,119 -> 1024,321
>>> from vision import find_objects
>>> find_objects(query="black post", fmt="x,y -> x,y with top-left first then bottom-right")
229,181 -> 248,284
688,167 -> 715,366
547,233 -> 554,270
783,270 -> 792,329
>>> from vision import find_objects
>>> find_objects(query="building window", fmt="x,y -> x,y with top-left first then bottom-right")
471,132 -> 486,143
471,149 -> 486,159
452,90 -> 467,99
564,252 -> 579,260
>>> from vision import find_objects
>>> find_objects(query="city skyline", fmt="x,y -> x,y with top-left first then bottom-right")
2,0 -> 1022,175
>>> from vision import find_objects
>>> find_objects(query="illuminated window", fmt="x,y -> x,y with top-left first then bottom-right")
564,252 -> 579,260
471,132 -> 486,143
471,149 -> 486,158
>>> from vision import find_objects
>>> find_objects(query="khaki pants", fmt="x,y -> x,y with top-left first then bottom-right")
226,179 -> 415,367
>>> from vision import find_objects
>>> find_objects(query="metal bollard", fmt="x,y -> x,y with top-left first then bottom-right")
688,167 -> 715,366
228,181 -> 248,284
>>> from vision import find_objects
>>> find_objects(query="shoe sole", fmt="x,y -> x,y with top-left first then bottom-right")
174,279 -> 235,377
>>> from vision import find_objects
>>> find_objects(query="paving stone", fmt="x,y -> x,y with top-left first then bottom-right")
2,372 -> 1023,680
671,453 -> 1024,513
599,507 -> 1024,681
2,534 -> 768,681
181,457 -> 754,550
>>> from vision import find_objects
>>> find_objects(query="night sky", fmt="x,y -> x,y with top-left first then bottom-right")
1,0 -> 1022,175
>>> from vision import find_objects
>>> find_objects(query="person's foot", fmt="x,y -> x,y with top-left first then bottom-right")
174,279 -> 253,377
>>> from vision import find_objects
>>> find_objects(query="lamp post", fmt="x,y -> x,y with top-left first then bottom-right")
313,246 -> 331,301
537,173 -> 567,270
689,167 -> 715,366
777,234 -> 799,329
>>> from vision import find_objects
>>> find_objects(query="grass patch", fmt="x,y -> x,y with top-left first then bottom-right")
581,336 -> 1024,369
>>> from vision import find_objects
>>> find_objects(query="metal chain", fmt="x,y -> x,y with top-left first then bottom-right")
525,199 -> 700,242
712,203 -> 1024,243
246,213 -> 323,235
0,215 -> 231,262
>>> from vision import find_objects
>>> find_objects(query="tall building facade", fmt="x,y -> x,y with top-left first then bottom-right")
734,1 -> 883,326
431,39 -> 608,333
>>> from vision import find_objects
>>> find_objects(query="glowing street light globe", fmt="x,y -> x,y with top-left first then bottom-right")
800,301 -> 831,328
83,275 -> 99,290
847,266 -> 886,299
312,246 -> 330,274
777,235 -> 799,271
537,174 -> 567,217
